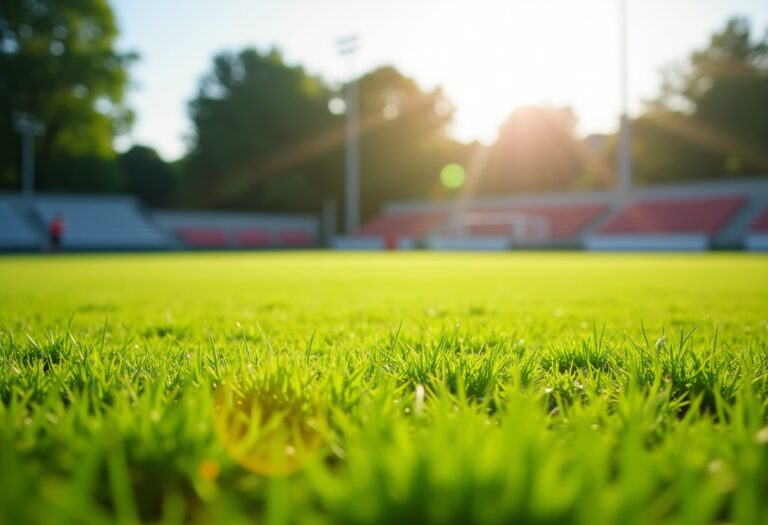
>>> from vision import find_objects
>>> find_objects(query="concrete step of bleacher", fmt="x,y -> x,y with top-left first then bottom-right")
33,193 -> 168,249
0,197 -> 42,249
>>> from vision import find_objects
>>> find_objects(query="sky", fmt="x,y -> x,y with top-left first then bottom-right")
111,0 -> 768,161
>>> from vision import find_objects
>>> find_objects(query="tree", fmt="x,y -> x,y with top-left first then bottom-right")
184,52 -> 469,223
184,48 -> 341,212
119,145 -> 176,207
482,106 -> 589,194
0,0 -> 134,191
631,17 -> 768,183
355,66 -> 465,219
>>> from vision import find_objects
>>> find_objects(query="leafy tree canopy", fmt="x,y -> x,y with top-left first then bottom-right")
185,48 -> 339,211
355,66 -> 465,218
184,52 -> 466,222
119,145 -> 177,207
633,17 -> 768,183
483,106 -> 593,194
0,0 -> 135,191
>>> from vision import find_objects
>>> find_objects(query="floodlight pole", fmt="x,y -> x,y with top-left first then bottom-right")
14,112 -> 45,200
337,35 -> 360,234
617,0 -> 632,199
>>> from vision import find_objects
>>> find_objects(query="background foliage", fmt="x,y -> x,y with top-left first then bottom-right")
1,1 -> 767,223
0,0 -> 135,191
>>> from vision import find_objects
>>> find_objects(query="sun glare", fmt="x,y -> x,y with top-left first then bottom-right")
440,163 -> 466,189
416,0 -> 623,143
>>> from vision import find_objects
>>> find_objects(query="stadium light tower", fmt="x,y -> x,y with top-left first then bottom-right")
13,112 -> 45,200
337,35 -> 360,234
617,0 -> 632,199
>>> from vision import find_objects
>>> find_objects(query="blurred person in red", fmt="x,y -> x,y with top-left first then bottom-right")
48,214 -> 65,251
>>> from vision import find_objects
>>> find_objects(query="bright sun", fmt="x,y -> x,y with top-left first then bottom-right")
404,0 -> 626,144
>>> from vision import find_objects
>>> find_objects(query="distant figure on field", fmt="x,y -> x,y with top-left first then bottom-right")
48,214 -> 65,251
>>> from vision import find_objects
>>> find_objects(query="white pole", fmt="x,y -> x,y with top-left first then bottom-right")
346,69 -> 360,233
14,113 -> 45,202
21,131 -> 34,198
322,197 -> 337,246
337,35 -> 360,234
617,0 -> 632,199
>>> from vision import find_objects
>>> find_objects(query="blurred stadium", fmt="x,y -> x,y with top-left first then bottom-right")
2,2 -> 767,253
2,177 -> 768,251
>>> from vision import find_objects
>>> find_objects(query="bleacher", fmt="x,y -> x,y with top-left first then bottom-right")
177,228 -> 229,248
34,195 -> 167,249
0,198 -> 40,249
749,207 -> 768,232
2,179 -> 767,252
348,197 -> 611,249
596,197 -> 745,235
353,211 -> 450,248
586,196 -> 747,251
345,179 -> 768,251
456,203 -> 608,240
152,211 -> 320,249
1,193 -> 319,251
745,206 -> 768,251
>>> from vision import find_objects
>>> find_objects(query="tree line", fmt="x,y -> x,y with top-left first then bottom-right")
1,1 -> 767,225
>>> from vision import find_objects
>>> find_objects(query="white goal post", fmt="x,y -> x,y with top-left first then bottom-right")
442,211 -> 551,242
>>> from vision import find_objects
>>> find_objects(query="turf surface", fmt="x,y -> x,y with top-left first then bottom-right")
1,252 -> 767,524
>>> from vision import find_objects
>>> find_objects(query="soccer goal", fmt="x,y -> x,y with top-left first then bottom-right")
443,210 -> 552,243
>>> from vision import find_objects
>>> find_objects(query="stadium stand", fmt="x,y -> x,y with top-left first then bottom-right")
749,208 -> 768,231
584,180 -> 768,250
745,206 -> 768,251
585,179 -> 768,251
234,229 -> 271,248
334,210 -> 449,249
177,228 -> 229,248
426,203 -> 609,250
595,197 -> 745,235
33,194 -> 167,249
2,179 -> 766,252
278,229 -> 314,247
152,211 -> 320,249
452,203 -> 608,239
0,196 -> 41,249
344,179 -> 768,251
346,192 -> 613,250
358,211 -> 450,239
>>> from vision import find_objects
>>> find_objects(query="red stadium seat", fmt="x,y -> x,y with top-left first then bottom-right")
278,230 -> 313,246
177,228 -> 228,247
597,197 -> 745,235
749,207 -> 768,232
358,204 -> 607,241
235,229 -> 271,247
358,211 -> 450,239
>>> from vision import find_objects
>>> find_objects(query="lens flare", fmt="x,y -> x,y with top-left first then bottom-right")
440,163 -> 466,189
328,97 -> 346,115
213,382 -> 326,476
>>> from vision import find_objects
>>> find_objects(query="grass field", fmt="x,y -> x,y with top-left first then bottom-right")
1,252 -> 767,524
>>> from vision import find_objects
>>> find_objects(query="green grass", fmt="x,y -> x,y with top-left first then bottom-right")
0,252 -> 767,524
